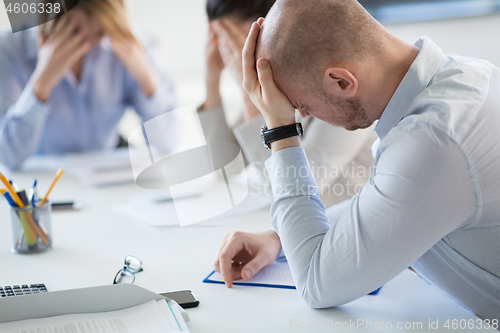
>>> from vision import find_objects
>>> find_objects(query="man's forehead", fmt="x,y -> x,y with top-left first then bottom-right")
274,74 -> 305,107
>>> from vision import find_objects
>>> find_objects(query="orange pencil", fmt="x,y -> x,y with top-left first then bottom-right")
0,172 -> 24,207
40,168 -> 64,206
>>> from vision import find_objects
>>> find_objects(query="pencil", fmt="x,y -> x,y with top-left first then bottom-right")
40,168 -> 64,206
0,173 -> 50,246
0,172 -> 25,207
0,177 -> 39,246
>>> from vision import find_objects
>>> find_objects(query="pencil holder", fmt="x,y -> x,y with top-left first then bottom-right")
10,203 -> 53,254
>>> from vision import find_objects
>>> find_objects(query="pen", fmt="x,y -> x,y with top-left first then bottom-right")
9,180 -> 19,192
0,172 -> 50,245
30,179 -> 38,207
1,189 -> 27,248
0,189 -> 16,206
17,190 -> 29,206
0,188 -> 38,247
40,168 -> 64,206
17,190 -> 39,247
30,180 -> 40,226
51,201 -> 83,211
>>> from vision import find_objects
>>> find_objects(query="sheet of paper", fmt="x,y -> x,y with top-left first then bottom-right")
206,259 -> 295,288
126,188 -> 203,205
20,154 -> 66,172
63,148 -> 151,187
114,181 -> 271,227
160,300 -> 190,332
0,300 -> 188,333
113,199 -> 180,227
20,148 -> 161,187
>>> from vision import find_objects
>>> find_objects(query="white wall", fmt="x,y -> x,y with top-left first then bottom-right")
0,2 -> 8,30
1,3 -> 499,121
126,0 -> 210,107
387,14 -> 500,67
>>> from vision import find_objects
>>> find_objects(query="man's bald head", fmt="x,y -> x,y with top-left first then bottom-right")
257,0 -> 385,89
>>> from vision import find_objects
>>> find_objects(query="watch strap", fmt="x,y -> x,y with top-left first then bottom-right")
261,123 -> 304,149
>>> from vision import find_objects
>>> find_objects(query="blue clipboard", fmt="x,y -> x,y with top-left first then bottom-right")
203,270 -> 296,289
203,270 -> 382,294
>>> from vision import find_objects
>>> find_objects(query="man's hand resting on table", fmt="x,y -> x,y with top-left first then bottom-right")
214,231 -> 282,288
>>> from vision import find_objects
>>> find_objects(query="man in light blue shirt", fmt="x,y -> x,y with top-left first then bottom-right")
0,9 -> 176,169
214,0 -> 500,321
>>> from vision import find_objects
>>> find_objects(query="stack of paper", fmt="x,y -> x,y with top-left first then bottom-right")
0,299 -> 189,333
0,284 -> 190,333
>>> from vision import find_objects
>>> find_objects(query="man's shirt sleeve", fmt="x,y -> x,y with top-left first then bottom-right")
266,122 -> 477,308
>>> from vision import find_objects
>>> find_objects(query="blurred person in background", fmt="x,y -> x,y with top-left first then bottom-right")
0,0 -> 177,169
199,0 -> 377,207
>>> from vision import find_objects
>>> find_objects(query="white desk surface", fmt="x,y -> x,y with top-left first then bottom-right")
1,170 -> 493,332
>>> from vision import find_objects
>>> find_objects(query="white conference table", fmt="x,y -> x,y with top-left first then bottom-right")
1,169 -> 493,332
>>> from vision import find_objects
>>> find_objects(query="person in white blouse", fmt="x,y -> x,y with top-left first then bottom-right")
198,0 -> 377,207
214,0 -> 500,322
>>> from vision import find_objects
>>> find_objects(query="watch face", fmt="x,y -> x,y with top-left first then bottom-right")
296,123 -> 304,136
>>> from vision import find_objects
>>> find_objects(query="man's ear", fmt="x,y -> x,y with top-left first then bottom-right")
323,68 -> 358,98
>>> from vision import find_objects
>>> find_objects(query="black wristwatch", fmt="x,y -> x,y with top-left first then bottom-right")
260,123 -> 304,149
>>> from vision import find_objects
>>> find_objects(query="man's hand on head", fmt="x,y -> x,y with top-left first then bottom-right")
242,18 -> 296,130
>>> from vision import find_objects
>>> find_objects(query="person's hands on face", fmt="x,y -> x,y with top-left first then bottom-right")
214,230 -> 282,288
243,18 -> 296,129
206,22 -> 225,82
211,18 -> 262,121
203,22 -> 225,110
213,19 -> 247,87
110,37 -> 158,97
31,12 -> 92,102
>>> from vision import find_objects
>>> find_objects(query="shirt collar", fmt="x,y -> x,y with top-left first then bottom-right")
374,36 -> 443,140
